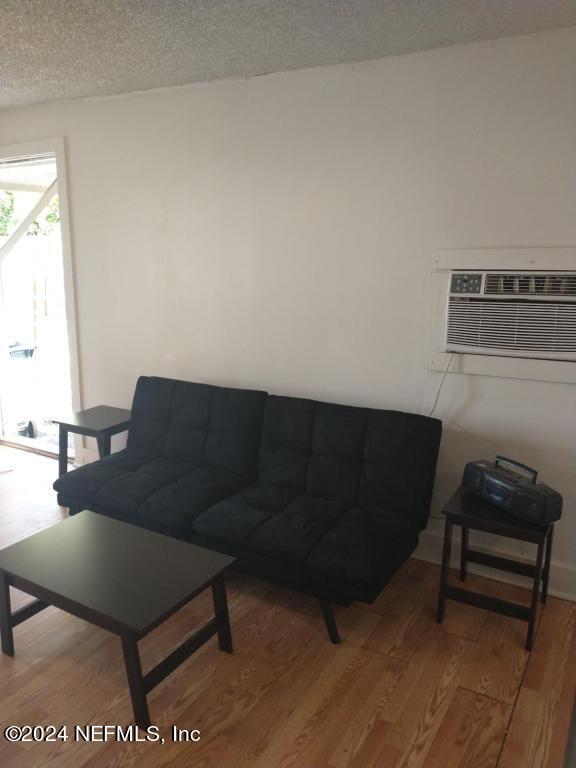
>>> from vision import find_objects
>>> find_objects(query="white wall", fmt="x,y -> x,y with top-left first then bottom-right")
1,27 -> 575,596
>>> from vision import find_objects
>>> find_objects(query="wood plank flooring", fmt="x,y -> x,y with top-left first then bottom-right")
0,444 -> 574,767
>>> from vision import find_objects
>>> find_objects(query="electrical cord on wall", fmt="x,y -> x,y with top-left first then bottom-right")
427,352 -> 455,418
426,352 -> 456,519
425,352 -> 509,521
428,414 -> 507,521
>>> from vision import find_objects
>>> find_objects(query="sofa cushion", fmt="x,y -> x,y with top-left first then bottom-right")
307,507 -> 419,589
257,395 -> 441,529
127,376 -> 175,453
195,490 -> 418,592
249,493 -> 342,562
359,410 -> 442,527
91,456 -> 194,517
53,448 -> 155,503
195,486 -> 341,565
257,396 -> 316,489
128,376 -> 267,479
54,378 -> 266,533
135,466 -> 246,538
193,482 -> 298,544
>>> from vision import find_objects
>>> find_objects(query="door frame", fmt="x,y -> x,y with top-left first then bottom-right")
0,137 -> 82,434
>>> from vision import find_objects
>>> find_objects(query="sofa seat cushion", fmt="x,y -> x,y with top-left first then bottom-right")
135,466 -> 247,537
91,456 -> 196,517
249,494 -> 342,562
307,507 -> 419,589
194,485 -> 342,565
193,483 -> 298,544
53,448 -> 156,503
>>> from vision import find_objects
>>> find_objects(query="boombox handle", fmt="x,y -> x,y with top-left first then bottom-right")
495,455 -> 538,484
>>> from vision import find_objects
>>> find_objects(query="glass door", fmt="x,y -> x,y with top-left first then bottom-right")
0,153 -> 74,456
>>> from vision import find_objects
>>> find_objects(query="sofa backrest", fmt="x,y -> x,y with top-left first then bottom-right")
258,395 -> 442,529
128,376 -> 267,480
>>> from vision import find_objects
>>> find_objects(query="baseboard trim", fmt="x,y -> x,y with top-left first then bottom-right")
415,527 -> 576,603
0,439 -> 60,462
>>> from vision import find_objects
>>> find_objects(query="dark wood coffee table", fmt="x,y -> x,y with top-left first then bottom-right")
0,512 -> 235,727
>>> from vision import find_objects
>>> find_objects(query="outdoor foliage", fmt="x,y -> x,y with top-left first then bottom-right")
0,191 -> 15,236
28,195 -> 60,235
0,191 -> 60,237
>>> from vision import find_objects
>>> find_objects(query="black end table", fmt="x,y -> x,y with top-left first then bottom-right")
0,512 -> 235,728
436,487 -> 554,651
52,406 -> 131,477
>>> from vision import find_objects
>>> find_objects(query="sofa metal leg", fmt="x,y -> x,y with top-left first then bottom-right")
320,600 -> 341,644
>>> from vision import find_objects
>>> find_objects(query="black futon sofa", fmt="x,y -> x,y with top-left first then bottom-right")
54,376 -> 442,643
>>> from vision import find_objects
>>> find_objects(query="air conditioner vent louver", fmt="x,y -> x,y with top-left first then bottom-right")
447,301 -> 576,353
484,273 -> 576,296
445,270 -> 576,361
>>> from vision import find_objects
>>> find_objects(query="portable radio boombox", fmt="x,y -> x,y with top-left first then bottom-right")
462,456 -> 562,525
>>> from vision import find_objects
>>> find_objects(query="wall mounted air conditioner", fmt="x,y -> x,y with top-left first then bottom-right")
445,271 -> 576,362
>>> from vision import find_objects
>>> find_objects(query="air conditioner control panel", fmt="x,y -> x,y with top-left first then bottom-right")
450,273 -> 482,294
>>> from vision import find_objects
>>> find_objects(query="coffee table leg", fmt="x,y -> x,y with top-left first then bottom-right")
0,574 -> 14,657
212,577 -> 233,654
58,425 -> 69,477
121,635 -> 150,728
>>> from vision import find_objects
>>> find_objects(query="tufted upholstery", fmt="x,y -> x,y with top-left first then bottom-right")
194,395 -> 441,597
55,376 -> 267,538
128,377 -> 266,477
255,396 -> 441,525
55,377 -> 442,604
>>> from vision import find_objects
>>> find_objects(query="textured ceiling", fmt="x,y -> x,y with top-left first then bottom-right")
1,0 -> 576,109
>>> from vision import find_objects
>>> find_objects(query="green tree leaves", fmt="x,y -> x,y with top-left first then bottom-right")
0,191 -> 15,236
0,191 -> 60,238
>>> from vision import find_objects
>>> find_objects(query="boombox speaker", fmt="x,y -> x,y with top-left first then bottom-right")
462,456 -> 562,526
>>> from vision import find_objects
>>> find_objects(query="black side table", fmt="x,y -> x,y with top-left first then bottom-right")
52,406 -> 131,477
436,487 -> 554,651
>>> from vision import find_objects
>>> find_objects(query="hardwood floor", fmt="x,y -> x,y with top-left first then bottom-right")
0,444 -> 574,767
